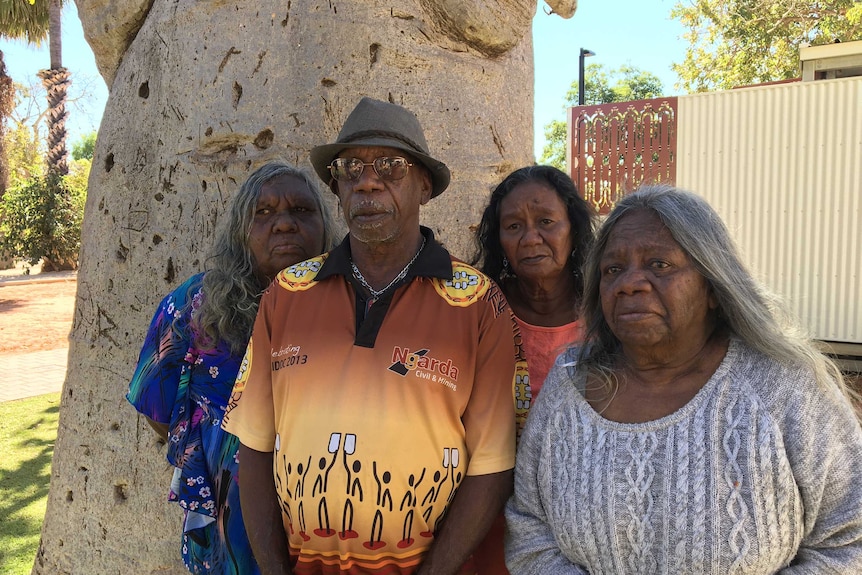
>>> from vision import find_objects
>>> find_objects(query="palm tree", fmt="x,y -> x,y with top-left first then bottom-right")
1,0 -> 68,177
1,0 -> 73,271
38,0 -> 68,177
1,0 -> 49,194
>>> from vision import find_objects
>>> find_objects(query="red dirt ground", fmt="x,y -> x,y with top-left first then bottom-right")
0,280 -> 76,355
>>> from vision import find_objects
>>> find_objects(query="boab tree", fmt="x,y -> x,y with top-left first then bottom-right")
33,1 -> 577,573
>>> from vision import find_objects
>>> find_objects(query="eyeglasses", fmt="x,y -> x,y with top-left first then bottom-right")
328,156 -> 413,182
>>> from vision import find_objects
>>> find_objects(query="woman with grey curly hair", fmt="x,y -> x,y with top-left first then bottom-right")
506,184 -> 862,574
127,160 -> 335,575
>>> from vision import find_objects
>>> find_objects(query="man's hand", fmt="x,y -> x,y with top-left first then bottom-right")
239,443 -> 293,575
417,469 -> 514,575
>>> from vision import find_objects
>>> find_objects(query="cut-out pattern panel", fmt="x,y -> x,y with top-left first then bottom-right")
569,98 -> 678,214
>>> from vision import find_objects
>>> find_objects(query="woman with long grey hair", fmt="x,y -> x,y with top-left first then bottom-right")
127,161 -> 335,575
506,184 -> 862,573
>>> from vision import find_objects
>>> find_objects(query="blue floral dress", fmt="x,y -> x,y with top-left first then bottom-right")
128,273 -> 260,575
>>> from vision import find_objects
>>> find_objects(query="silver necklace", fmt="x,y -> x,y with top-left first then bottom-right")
350,236 -> 426,300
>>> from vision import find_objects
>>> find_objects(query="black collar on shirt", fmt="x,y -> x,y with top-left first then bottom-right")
317,226 -> 453,283
316,226 -> 453,348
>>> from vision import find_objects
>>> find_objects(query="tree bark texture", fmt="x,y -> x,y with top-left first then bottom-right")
34,1 -> 551,572
37,67 -> 70,177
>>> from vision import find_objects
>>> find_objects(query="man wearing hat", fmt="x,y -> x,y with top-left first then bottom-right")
222,97 -> 522,574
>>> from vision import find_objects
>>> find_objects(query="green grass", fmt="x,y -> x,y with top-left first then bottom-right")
0,392 -> 61,575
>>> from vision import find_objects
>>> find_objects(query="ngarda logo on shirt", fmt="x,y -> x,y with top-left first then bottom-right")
275,255 -> 326,292
388,346 -> 459,391
432,262 -> 489,307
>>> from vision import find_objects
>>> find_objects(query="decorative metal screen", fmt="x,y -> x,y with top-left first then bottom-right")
568,97 -> 678,214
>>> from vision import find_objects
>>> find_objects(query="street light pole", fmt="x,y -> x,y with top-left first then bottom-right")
578,48 -> 596,106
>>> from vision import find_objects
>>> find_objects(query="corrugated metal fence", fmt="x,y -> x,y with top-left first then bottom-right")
568,77 -> 862,345
676,77 -> 861,345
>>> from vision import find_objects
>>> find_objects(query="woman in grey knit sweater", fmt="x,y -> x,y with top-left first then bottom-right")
505,185 -> 862,574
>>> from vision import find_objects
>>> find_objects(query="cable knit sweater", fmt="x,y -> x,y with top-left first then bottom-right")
505,339 -> 862,574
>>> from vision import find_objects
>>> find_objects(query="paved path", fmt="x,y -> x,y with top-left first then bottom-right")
0,348 -> 68,402
0,267 -> 76,403
0,269 -> 77,286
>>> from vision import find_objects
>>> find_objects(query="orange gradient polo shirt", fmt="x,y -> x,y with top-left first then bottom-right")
223,230 -> 523,574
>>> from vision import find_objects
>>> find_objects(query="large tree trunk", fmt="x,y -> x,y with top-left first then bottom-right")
34,0 -> 549,572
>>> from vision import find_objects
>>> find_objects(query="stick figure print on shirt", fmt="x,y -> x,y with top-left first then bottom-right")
398,469 -> 426,548
275,454 -> 294,532
312,432 -> 343,537
275,433 -> 312,540
444,447 -> 461,504
340,433 -> 362,540
420,447 -> 460,537
364,461 -> 393,550
294,454 -> 313,542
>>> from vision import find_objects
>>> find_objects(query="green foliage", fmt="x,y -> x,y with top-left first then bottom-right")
0,392 -> 60,575
0,54 -> 11,119
539,121 -> 568,168
1,51 -> 14,193
65,156 -> 90,192
539,63 -> 665,169
0,167 -> 86,269
562,63 -> 664,108
2,117 -> 43,186
0,0 -> 50,44
4,80 -> 98,182
671,0 -> 862,92
540,120 -> 569,173
71,130 -> 96,161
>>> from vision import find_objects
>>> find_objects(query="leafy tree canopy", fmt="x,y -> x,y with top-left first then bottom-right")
539,63 -> 664,169
2,79 -> 98,179
0,169 -> 85,269
2,114 -> 43,185
672,0 -> 862,92
71,131 -> 96,161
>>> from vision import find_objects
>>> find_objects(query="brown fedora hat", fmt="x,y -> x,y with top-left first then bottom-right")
310,97 -> 451,198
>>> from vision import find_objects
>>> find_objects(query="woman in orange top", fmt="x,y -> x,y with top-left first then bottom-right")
471,165 -> 595,574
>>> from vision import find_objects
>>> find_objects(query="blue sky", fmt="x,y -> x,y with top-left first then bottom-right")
1,2 -> 107,148
1,1 -> 688,161
532,0 -> 686,156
